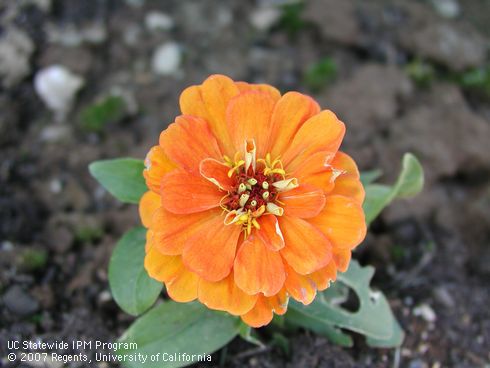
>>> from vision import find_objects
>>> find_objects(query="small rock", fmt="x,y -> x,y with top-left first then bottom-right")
152,42 -> 181,76
250,6 -> 280,31
413,303 -> 437,322
39,124 -> 72,143
430,0 -> 460,19
34,65 -> 84,119
46,23 -> 107,47
145,11 -> 174,31
0,27 -> 34,87
433,286 -> 455,308
3,285 -> 40,317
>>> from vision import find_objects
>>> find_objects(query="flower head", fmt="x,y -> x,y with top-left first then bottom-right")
140,75 -> 366,327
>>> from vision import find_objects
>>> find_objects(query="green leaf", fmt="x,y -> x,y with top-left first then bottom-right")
89,158 -> 147,203
238,321 -> 263,347
117,301 -> 240,368
80,95 -> 126,133
286,261 -> 404,348
360,169 -> 383,187
109,227 -> 162,316
363,153 -> 424,224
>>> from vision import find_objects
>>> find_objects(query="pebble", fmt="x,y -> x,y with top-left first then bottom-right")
413,303 -> 437,322
3,285 -> 40,317
433,286 -> 455,308
250,6 -> 281,31
0,27 -> 34,87
430,0 -> 460,18
151,42 -> 181,76
34,65 -> 84,119
145,11 -> 174,31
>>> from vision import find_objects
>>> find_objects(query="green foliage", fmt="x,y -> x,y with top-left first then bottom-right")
277,2 -> 306,37
363,153 -> 424,224
75,225 -> 103,244
304,57 -> 337,92
80,95 -> 126,133
457,65 -> 490,98
117,301 -> 240,368
405,59 -> 435,88
109,227 -> 162,316
238,321 -> 263,347
89,158 -> 147,203
17,248 -> 48,272
286,260 -> 404,348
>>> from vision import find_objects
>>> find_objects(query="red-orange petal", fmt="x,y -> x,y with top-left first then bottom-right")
235,81 -> 281,102
149,207 -> 217,255
160,115 -> 222,173
240,295 -> 274,328
180,75 -> 240,156
198,273 -> 258,315
165,266 -> 199,303
139,191 -> 161,228
329,151 -> 365,204
200,158 -> 235,191
144,246 -> 182,283
279,216 -> 332,275
333,247 -> 351,272
284,263 -> 317,305
282,110 -> 345,172
182,215 -> 241,282
266,288 -> 289,315
308,195 -> 366,250
161,170 -> 223,214
143,145 -> 176,193
234,235 -> 285,296
309,261 -> 337,291
281,184 -> 326,218
226,91 -> 276,158
269,92 -> 320,158
256,215 -> 285,251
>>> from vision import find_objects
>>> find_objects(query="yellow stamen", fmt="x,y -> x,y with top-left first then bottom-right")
250,199 -> 257,207
262,181 -> 269,190
239,193 -> 250,207
238,183 -> 247,193
247,178 -> 258,185
227,159 -> 245,177
262,191 -> 270,200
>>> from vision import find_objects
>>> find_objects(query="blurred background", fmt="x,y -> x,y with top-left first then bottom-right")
1,0 -> 489,367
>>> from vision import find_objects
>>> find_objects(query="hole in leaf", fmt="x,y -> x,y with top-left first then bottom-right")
340,288 -> 360,313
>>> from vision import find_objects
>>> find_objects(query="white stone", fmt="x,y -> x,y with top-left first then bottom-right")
0,28 -> 34,87
151,42 -> 181,76
413,303 -> 437,322
34,65 -> 84,118
145,11 -> 174,31
430,0 -> 460,19
250,7 -> 280,31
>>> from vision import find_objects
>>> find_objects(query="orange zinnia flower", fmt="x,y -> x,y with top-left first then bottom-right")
139,75 -> 366,327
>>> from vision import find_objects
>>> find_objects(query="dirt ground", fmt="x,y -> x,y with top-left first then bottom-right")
1,0 -> 489,367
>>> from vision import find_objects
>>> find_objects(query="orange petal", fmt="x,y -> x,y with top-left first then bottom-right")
256,215 -> 285,251
309,261 -> 337,291
182,215 -> 241,282
161,170 -> 223,214
235,81 -> 281,102
139,191 -> 161,228
160,115 -> 222,173
240,295 -> 274,328
333,247 -> 351,272
234,235 -> 285,296
291,151 -> 339,193
282,110 -> 345,172
281,184 -> 326,218
329,151 -> 365,204
308,195 -> 366,250
180,75 -> 240,156
166,266 -> 199,303
269,92 -> 320,158
266,288 -> 289,315
144,246 -> 182,282
200,158 -> 235,191
143,146 -> 176,193
284,263 -> 317,305
279,216 -> 332,275
150,207 -> 216,255
198,273 -> 258,315
226,91 -> 276,158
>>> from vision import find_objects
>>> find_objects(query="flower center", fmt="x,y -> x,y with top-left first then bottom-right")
221,142 -> 298,236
